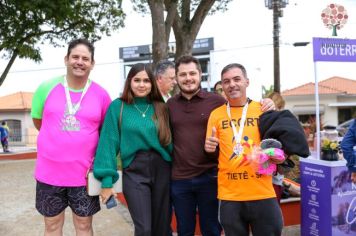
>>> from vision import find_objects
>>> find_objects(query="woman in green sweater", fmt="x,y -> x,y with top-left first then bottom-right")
93,63 -> 172,236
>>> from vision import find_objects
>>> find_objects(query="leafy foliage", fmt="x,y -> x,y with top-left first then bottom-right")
0,0 -> 125,86
131,0 -> 232,64
132,0 -> 230,16
262,85 -> 274,98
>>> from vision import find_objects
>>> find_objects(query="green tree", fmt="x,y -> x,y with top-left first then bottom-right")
132,0 -> 232,64
0,0 -> 125,86
262,84 -> 274,98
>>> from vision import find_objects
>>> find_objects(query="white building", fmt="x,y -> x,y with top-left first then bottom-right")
282,76 -> 356,126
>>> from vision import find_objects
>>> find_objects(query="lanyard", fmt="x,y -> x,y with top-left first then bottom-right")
63,76 -> 90,115
226,99 -> 249,146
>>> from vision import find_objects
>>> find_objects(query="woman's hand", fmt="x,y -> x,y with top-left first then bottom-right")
260,98 -> 275,112
100,188 -> 115,204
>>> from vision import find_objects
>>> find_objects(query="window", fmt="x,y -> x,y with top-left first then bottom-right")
298,114 -> 315,124
198,58 -> 209,82
338,107 -> 356,124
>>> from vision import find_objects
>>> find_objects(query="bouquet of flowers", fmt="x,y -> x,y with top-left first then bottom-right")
250,139 -> 286,175
321,138 -> 339,161
321,138 -> 339,151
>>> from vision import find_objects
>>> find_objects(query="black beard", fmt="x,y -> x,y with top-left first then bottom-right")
177,83 -> 201,95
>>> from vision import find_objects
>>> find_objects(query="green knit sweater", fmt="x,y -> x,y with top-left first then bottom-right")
93,97 -> 172,188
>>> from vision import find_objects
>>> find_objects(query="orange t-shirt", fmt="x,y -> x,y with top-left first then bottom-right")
206,101 -> 276,201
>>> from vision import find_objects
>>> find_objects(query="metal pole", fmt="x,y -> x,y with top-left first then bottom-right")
273,0 -> 280,93
314,62 -> 321,160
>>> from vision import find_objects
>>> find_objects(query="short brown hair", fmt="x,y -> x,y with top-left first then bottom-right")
67,38 -> 95,61
221,63 -> 247,78
175,55 -> 202,74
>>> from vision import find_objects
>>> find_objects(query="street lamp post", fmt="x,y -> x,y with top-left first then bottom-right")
265,0 -> 289,93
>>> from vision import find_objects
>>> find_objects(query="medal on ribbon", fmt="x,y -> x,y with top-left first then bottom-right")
62,113 -> 80,131
233,143 -> 244,156
226,99 -> 249,161
65,114 -> 77,126
61,76 -> 90,132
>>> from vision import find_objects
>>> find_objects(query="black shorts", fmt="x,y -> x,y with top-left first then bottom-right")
36,180 -> 100,217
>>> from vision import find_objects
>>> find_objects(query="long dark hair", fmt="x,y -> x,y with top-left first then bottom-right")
121,63 -> 171,146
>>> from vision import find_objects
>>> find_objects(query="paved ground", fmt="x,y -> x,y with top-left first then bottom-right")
0,156 -> 300,236
282,225 -> 300,236
0,159 -> 134,236
1,145 -> 37,153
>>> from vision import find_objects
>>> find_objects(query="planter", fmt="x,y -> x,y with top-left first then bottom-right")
280,197 -> 301,226
321,149 -> 339,161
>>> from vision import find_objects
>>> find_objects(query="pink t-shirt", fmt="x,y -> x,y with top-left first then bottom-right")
31,76 -> 111,186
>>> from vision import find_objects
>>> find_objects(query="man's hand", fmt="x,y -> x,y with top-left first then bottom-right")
205,127 -> 219,153
351,172 -> 356,183
261,98 -> 275,112
100,188 -> 115,204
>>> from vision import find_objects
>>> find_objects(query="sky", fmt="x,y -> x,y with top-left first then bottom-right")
1,0 -> 356,100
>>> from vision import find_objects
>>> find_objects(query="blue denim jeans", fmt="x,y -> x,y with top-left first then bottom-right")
171,168 -> 221,236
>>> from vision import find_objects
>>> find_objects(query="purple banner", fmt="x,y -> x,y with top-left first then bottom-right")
301,161 -> 332,236
313,37 -> 356,62
301,159 -> 356,236
330,166 -> 356,236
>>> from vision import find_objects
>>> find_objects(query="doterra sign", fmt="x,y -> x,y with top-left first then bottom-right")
313,37 -> 356,62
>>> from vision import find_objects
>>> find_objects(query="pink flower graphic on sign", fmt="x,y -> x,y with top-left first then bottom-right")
321,3 -> 348,36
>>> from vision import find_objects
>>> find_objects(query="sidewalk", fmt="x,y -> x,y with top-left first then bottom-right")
1,145 -> 36,153
0,159 -> 134,236
0,157 -> 300,236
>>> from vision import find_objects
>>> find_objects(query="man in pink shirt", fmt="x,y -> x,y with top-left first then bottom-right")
31,38 -> 111,235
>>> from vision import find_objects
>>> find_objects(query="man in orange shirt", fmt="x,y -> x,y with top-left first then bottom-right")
205,63 -> 284,236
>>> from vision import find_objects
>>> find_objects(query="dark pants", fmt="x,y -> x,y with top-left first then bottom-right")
171,168 -> 221,236
1,137 -> 8,152
123,150 -> 171,236
219,198 -> 283,236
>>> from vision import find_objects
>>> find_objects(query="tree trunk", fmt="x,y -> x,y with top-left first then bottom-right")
172,0 -> 215,59
148,0 -> 178,65
148,1 -> 168,65
0,50 -> 18,87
